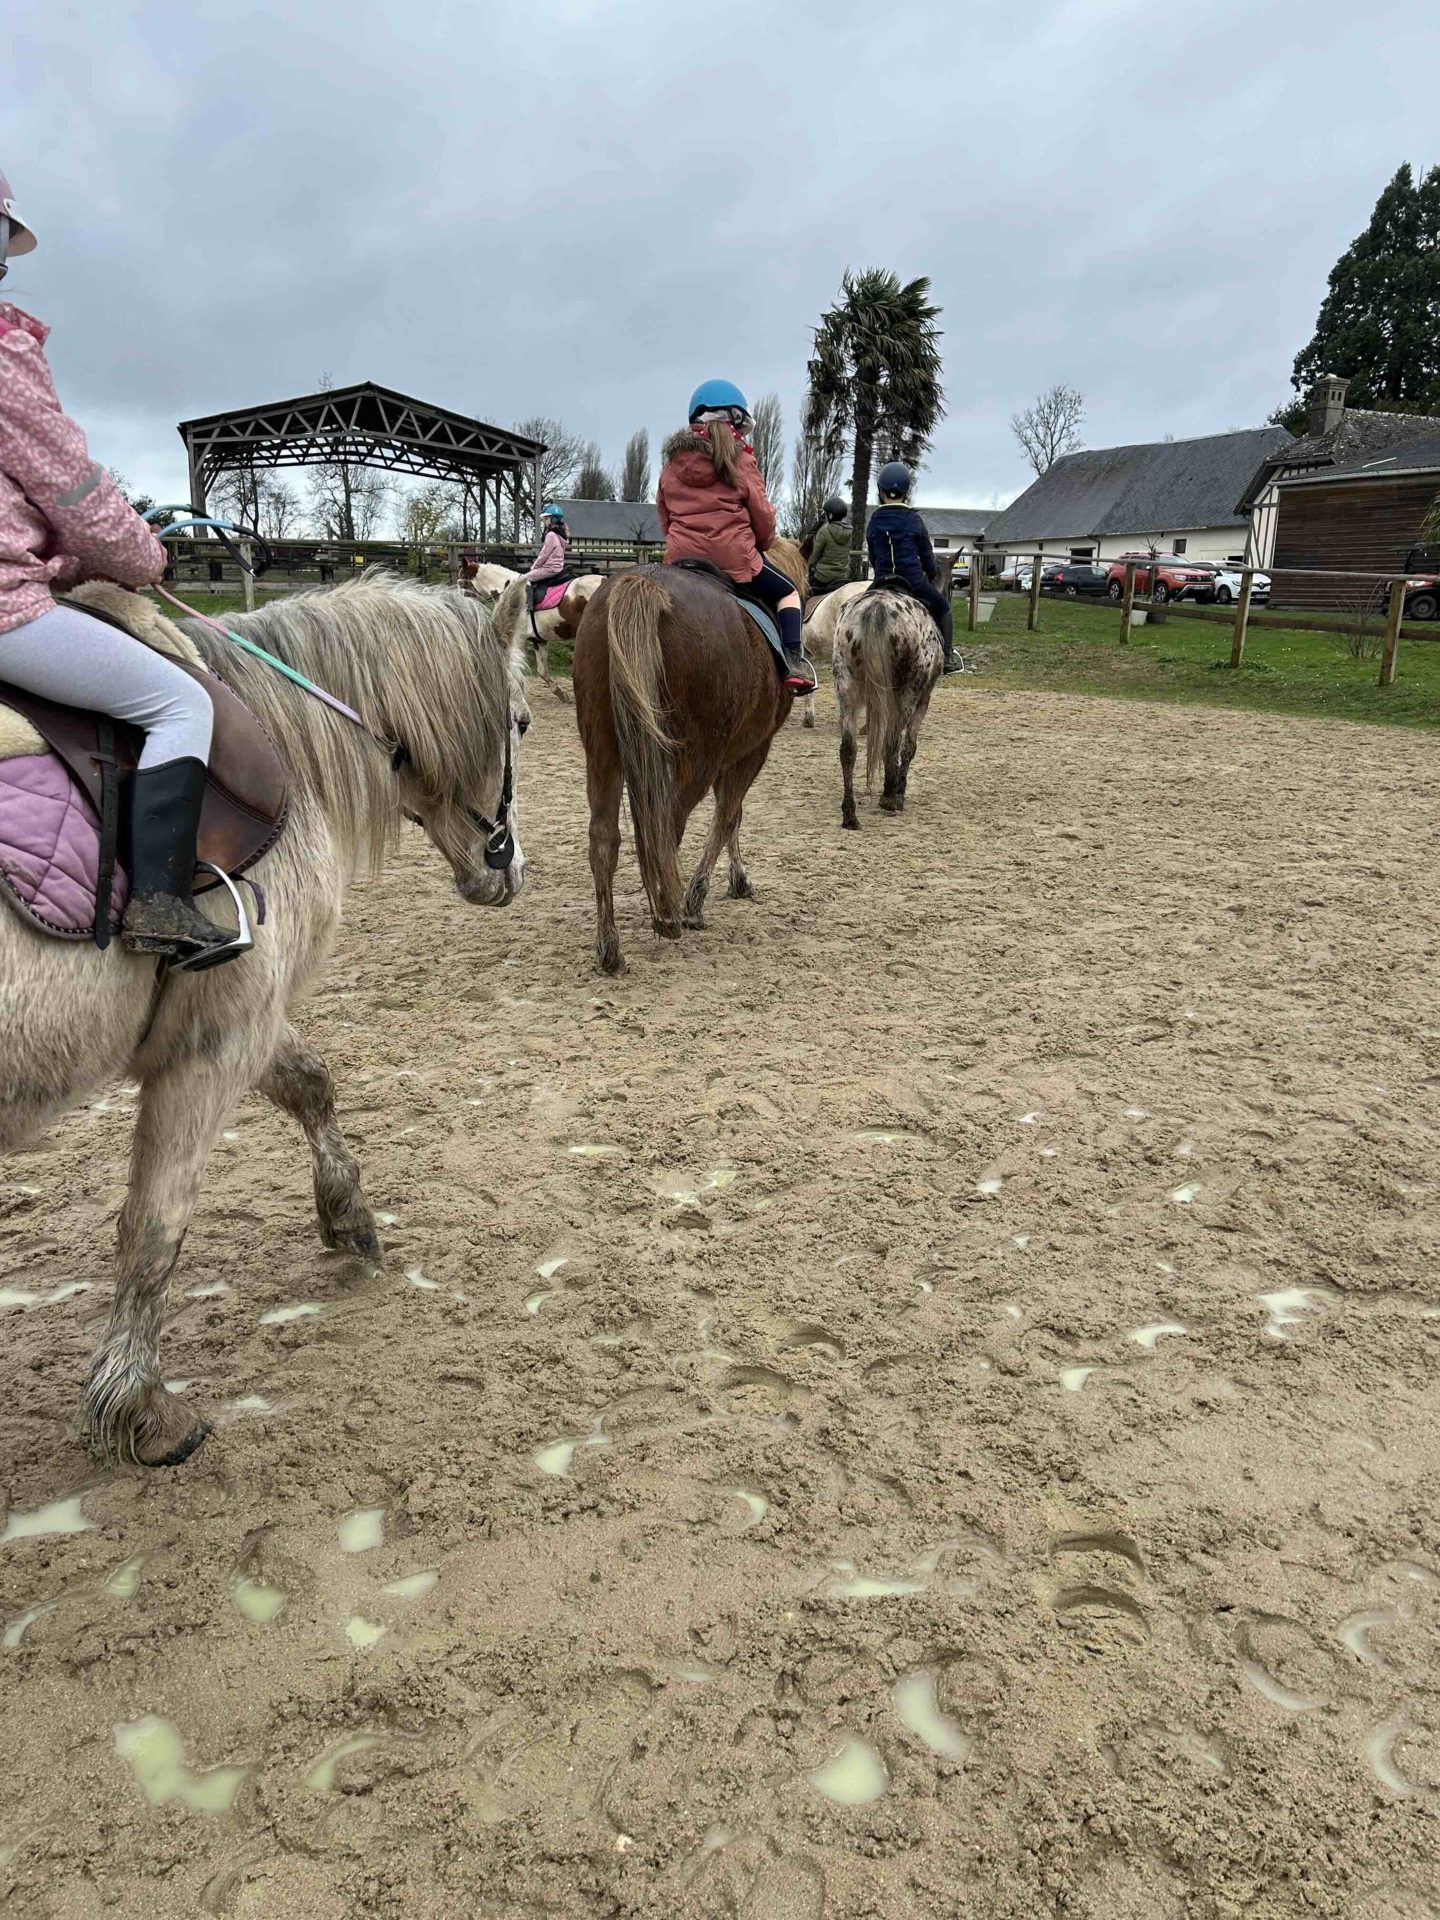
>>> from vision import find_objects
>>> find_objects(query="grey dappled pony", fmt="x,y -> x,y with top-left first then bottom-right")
0,575 -> 528,1466
833,587 -> 943,828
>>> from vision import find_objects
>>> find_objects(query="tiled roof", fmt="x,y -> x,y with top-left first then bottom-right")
983,428 -> 1292,545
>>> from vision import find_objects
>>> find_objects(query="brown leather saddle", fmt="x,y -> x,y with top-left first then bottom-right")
0,604 -> 289,946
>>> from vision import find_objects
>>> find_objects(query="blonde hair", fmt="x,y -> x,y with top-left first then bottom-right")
702,420 -> 741,487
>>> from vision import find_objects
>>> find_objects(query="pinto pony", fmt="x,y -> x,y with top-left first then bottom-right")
573,539 -> 808,974
0,576 -> 528,1466
490,572 -> 603,697
833,585 -> 943,829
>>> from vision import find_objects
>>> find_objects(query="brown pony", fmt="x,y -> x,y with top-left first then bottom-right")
573,539 -> 808,973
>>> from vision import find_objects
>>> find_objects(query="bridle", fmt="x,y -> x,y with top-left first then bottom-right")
151,509 -> 520,875
394,722 -> 516,873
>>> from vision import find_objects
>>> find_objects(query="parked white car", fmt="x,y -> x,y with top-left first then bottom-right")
1203,563 -> 1270,605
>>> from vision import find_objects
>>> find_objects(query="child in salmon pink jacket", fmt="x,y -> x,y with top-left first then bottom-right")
657,379 -> 808,682
0,166 -> 237,965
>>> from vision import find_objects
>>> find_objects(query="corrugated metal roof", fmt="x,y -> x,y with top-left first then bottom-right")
983,428 -> 1292,545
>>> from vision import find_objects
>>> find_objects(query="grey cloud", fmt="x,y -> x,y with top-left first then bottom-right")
7,0 -> 1438,510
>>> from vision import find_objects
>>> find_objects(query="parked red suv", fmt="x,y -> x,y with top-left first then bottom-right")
1104,554 -> 1217,604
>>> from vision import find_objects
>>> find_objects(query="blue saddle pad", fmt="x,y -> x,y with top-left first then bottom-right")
736,598 -> 786,671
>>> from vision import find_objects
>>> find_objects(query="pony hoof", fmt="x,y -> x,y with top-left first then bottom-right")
802,711 -> 816,730
683,913 -> 707,932
654,920 -> 682,943
322,1216 -> 381,1258
139,1419 -> 213,1469
727,876 -> 755,899
842,817 -> 860,831
597,945 -> 625,976
878,796 -> 901,815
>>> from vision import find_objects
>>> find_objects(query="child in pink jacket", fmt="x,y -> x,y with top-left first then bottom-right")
0,166 -> 236,965
524,503 -> 569,587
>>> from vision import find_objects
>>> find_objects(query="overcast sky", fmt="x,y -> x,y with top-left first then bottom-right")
7,0 -> 1438,521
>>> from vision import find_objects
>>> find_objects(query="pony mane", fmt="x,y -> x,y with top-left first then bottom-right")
180,572 -> 517,873
766,538 -> 808,597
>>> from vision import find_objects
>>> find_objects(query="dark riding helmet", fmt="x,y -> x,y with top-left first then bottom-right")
823,495 -> 848,521
877,461 -> 913,501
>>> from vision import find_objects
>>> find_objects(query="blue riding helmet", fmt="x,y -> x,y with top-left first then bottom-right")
877,461 -> 913,500
688,378 -> 750,422
541,503 -> 565,520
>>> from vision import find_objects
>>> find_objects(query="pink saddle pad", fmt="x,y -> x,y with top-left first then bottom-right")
535,581 -> 570,613
0,750 -> 127,939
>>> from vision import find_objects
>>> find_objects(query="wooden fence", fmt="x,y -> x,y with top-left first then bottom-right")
984,556 -> 1427,688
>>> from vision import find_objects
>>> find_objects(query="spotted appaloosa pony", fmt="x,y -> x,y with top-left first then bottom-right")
0,575 -> 528,1466
573,539 -> 808,974
833,584 -> 943,829
798,549 -> 961,729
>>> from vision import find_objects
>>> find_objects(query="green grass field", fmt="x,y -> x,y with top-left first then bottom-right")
148,585 -> 1439,731
964,594 -> 1440,729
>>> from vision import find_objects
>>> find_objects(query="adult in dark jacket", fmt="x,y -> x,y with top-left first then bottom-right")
866,463 -> 959,673
807,495 -> 852,595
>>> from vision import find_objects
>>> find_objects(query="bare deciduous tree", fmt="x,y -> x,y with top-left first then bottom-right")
1010,383 -> 1085,475
620,429 -> 652,502
400,481 -> 460,551
513,415 -> 585,527
750,393 -> 785,498
574,441 -> 616,501
783,426 -> 845,540
256,478 -> 302,541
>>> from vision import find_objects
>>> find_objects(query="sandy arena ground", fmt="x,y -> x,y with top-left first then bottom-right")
2,680 -> 1439,1919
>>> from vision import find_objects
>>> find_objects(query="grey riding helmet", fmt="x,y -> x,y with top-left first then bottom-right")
0,169 -> 37,281
823,496 -> 848,521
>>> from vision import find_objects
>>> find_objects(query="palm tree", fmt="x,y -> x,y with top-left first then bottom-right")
805,270 -> 945,579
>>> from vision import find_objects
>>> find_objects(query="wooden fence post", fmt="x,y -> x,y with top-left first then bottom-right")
1228,568 -> 1254,668
1027,553 -> 1042,632
240,539 -> 256,613
967,549 -> 982,632
1118,560 -> 1136,645
1379,578 -> 1406,687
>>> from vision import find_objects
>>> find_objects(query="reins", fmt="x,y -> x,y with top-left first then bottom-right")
147,512 -> 517,870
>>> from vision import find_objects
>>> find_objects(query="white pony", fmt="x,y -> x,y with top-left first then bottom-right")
799,582 -> 868,728
0,575 -> 527,1467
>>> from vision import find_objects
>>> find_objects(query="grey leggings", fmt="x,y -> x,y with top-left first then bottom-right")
0,601 -> 213,768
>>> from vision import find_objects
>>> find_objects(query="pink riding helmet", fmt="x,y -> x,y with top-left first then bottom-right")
0,170 -> 37,259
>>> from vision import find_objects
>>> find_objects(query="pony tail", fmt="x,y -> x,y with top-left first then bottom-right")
708,421 -> 741,487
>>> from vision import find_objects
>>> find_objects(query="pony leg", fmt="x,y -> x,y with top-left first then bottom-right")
260,1027 -> 378,1258
587,757 -> 625,975
716,746 -> 770,898
82,1046 -> 258,1465
802,691 -> 817,730
878,729 -> 904,813
839,715 -> 860,831
683,786 -> 744,928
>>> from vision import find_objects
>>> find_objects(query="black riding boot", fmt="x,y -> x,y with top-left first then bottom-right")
120,758 -> 240,964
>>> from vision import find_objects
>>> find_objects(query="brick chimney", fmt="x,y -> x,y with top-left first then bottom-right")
1306,372 -> 1350,439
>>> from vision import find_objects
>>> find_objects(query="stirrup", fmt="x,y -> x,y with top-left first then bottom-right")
783,650 -> 819,696
170,861 -> 253,973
